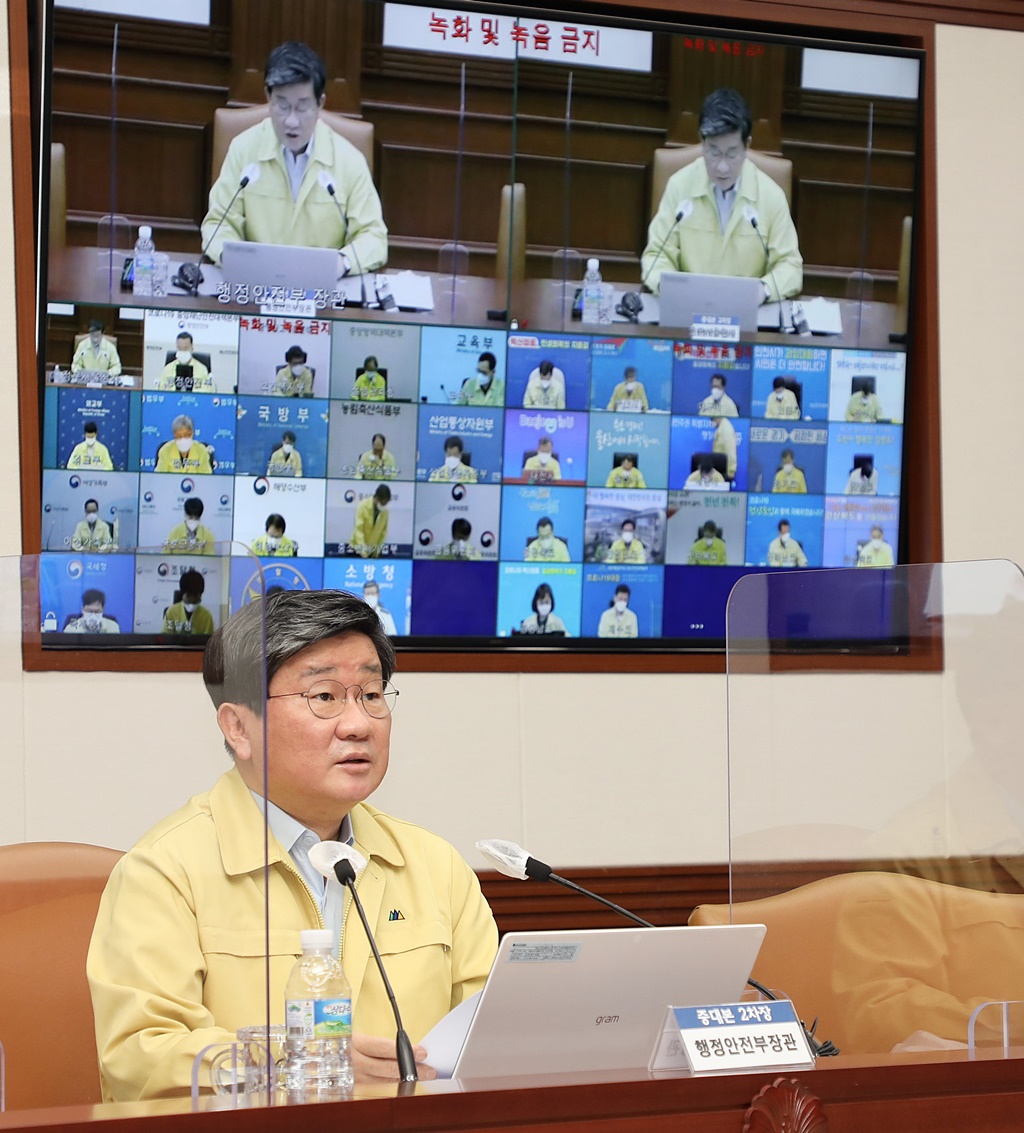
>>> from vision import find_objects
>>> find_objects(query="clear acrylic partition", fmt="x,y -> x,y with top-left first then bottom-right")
726,561 -> 1024,1058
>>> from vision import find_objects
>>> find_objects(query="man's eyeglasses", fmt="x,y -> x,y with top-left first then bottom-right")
703,142 -> 745,163
267,679 -> 399,720
270,98 -> 319,118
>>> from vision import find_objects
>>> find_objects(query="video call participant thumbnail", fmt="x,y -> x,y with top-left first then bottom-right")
356,434 -> 397,480
71,499 -> 115,553
201,42 -> 387,276
641,88 -> 802,300
765,376 -> 800,420
456,352 -> 504,407
520,583 -> 567,635
685,457 -> 726,490
606,519 -> 647,564
274,346 -> 315,398
606,367 -> 648,413
845,380 -> 883,423
523,361 -> 565,409
597,584 -> 639,638
772,448 -> 807,494
435,517 -> 482,560
63,588 -> 119,634
352,356 -> 386,402
845,458 -> 878,496
165,497 -> 216,556
767,519 -> 808,568
688,520 -> 728,565
157,333 -> 213,393
72,320 -> 122,378
428,435 -> 478,483
857,525 -> 895,568
605,454 -> 646,490
522,435 -> 561,483
251,513 -> 298,557
525,517 -> 570,562
267,430 -> 303,478
362,580 -> 397,636
87,589 -> 498,1099
163,569 -> 214,636
697,374 -> 738,418
67,421 -> 114,471
349,485 -> 391,558
155,416 -> 213,474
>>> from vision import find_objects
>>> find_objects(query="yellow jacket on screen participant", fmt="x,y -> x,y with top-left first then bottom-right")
87,768 -> 497,1101
201,119 -> 388,273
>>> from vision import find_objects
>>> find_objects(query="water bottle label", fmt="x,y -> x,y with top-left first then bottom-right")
314,997 -> 352,1037
286,997 -> 315,1040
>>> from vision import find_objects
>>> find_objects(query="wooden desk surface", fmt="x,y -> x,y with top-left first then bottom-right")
2,1050 -> 1022,1133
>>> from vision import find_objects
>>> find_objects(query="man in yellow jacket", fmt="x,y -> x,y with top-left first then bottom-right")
67,421 -> 114,471
71,320 -> 122,378
201,42 -> 387,275
349,484 -> 391,557
641,88 -> 802,299
87,589 -> 497,1099
154,415 -> 213,474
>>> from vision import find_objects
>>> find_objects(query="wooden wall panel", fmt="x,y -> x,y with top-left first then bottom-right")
798,181 -> 914,272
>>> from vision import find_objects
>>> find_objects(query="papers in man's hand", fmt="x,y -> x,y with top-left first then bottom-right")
417,991 -> 480,1079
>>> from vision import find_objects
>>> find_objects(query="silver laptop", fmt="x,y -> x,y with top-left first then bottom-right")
452,923 -> 765,1081
659,271 -> 762,334
221,241 -> 340,293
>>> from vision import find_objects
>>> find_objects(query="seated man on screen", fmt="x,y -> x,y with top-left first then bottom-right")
641,88 -> 802,300
434,517 -> 482,561
67,421 -> 114,471
524,517 -> 570,563
71,498 -> 114,553
856,525 -> 895,568
605,454 -> 647,489
267,430 -> 304,478
685,457 -> 726,490
72,320 -> 122,378
771,449 -> 807,494
274,345 -> 315,397
63,588 -> 119,634
163,569 -> 215,636
522,360 -> 565,409
767,519 -> 808,568
597,584 -> 639,638
697,374 -> 739,418
251,513 -> 298,557
356,433 -> 397,480
155,415 -> 213,475
362,580 -> 398,636
200,42 -> 387,275
845,458 -> 878,496
456,352 -> 504,407
522,434 -> 561,483
157,332 -> 214,393
765,376 -> 800,420
605,518 -> 646,564
688,520 -> 728,566
428,435 -> 478,484
352,356 -> 387,401
87,589 -> 498,1101
164,497 -> 216,556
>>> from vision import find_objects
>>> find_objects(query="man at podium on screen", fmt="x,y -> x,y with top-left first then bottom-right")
201,42 -> 387,276
87,590 -> 497,1099
641,88 -> 802,300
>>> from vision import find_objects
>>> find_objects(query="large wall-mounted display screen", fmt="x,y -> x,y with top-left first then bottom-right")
37,0 -> 922,652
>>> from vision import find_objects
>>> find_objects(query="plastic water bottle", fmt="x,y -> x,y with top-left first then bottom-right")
581,257 -> 603,325
282,929 -> 353,1100
132,225 -> 156,297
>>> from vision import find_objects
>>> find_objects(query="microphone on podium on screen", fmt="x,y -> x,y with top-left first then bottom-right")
618,199 -> 694,323
743,204 -> 789,333
476,838 -> 840,1058
173,163 -> 261,296
308,841 -> 418,1082
318,171 -> 369,308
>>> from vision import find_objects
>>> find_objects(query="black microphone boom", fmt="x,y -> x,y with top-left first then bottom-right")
174,169 -> 253,296
746,210 -> 788,333
332,859 -> 418,1082
322,179 -> 369,308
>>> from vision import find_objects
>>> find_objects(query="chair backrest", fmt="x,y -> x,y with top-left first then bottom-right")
50,142 -> 67,251
612,451 -> 639,469
163,350 -> 212,371
650,145 -> 793,215
496,183 -> 527,284
691,451 -> 728,478
850,375 -> 876,395
211,105 -> 375,179
0,841 -> 123,1109
689,870 -> 1024,1055
894,215 -> 913,338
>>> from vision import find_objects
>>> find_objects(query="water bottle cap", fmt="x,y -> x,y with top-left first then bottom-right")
586,258 -> 599,271
300,928 -> 333,951
138,225 -> 152,239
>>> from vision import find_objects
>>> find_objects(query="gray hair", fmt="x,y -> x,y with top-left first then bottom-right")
203,589 -> 396,716
171,414 -> 194,433
264,42 -> 327,100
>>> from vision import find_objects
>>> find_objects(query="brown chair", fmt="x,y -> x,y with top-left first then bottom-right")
495,183 -> 526,284
650,144 -> 793,215
50,142 -> 67,251
211,106 -> 375,180
73,332 -> 118,356
689,870 -> 1024,1056
0,841 -> 123,1109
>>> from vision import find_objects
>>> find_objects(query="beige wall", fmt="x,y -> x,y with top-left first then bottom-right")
2,22 -> 1019,866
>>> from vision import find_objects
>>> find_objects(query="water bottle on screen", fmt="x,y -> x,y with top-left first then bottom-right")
581,257 -> 603,325
132,225 -> 156,297
282,929 -> 354,1100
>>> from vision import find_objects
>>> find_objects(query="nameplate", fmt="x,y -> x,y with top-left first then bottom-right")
649,1000 -> 814,1076
690,315 -> 740,343
260,298 -> 318,318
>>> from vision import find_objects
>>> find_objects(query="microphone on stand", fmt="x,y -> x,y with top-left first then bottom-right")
308,841 -> 418,1082
743,205 -> 790,333
618,199 -> 693,323
318,171 -> 368,308
173,164 -> 261,295
476,838 -> 838,1058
